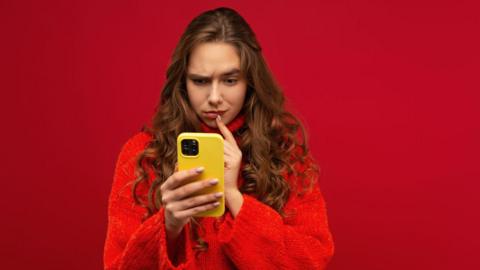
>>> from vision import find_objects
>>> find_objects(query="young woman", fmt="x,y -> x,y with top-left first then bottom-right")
104,7 -> 334,270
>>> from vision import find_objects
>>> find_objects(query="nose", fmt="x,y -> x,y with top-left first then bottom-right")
207,81 -> 223,106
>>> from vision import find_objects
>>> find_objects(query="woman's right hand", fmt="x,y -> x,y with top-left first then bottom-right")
160,166 -> 223,237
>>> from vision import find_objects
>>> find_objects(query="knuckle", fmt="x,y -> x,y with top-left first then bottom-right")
161,195 -> 169,204
160,183 -> 166,193
172,212 -> 181,220
189,197 -> 200,206
165,204 -> 174,213
178,186 -> 188,197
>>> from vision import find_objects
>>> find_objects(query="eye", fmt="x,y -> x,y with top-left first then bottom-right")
192,79 -> 208,85
224,78 -> 238,85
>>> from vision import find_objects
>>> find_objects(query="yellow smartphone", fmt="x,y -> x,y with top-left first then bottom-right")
177,132 -> 224,217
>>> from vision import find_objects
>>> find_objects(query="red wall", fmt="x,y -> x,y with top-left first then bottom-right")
2,1 -> 479,269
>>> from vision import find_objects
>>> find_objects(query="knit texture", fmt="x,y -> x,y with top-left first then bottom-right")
103,114 -> 334,269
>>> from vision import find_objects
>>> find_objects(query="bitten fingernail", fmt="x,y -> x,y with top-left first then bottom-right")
214,192 -> 223,198
209,179 -> 219,185
195,167 -> 204,173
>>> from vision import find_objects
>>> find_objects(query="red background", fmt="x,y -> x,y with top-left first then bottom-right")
1,0 -> 479,269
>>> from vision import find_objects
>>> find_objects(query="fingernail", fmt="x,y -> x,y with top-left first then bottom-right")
213,202 -> 220,206
195,167 -> 204,173
214,192 -> 223,198
217,115 -> 221,121
209,178 -> 219,185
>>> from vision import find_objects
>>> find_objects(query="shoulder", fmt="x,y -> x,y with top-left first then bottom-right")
111,131 -> 153,193
109,132 -> 154,212
122,131 -> 152,150
115,131 -> 153,169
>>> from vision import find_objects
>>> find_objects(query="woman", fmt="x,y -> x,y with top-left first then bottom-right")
104,7 -> 334,270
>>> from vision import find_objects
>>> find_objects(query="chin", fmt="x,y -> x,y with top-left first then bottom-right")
206,121 -> 217,128
201,118 -> 218,128
202,116 -> 229,128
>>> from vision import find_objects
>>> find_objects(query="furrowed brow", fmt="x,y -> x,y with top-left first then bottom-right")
221,68 -> 240,77
187,68 -> 240,79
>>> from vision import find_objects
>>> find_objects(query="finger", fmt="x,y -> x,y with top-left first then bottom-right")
216,115 -> 236,145
170,192 -> 223,212
161,166 -> 204,193
169,178 -> 219,201
173,201 -> 221,219
224,143 -> 242,160
224,142 -> 238,154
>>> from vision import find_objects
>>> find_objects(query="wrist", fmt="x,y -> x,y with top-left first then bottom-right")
224,189 -> 243,217
165,216 -> 183,239
166,226 -> 182,241
225,188 -> 241,197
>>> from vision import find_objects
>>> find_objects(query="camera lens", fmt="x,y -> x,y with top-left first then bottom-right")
181,139 -> 199,156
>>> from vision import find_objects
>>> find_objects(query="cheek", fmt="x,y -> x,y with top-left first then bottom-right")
227,87 -> 247,108
186,89 -> 202,110
189,97 -> 202,110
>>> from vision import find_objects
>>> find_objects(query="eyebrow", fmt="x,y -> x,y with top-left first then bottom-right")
187,68 -> 241,79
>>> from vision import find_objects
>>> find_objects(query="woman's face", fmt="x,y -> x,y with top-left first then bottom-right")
186,42 -> 247,128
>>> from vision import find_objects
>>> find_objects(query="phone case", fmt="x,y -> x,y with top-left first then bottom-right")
177,132 -> 225,217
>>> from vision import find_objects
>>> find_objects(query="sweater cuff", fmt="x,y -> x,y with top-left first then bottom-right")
217,194 -> 285,247
157,208 -> 192,269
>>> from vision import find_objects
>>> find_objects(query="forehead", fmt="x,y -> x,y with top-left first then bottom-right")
187,42 -> 240,76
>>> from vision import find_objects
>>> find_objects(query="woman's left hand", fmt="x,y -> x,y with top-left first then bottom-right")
215,115 -> 244,216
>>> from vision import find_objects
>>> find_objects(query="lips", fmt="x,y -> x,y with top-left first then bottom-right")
203,110 -> 226,119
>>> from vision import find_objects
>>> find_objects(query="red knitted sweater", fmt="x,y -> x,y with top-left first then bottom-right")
103,114 -> 334,269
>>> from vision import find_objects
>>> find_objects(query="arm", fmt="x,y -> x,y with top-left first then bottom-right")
218,184 -> 334,270
103,133 -> 191,270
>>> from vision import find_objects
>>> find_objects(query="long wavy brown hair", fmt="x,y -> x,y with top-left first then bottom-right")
131,7 -> 319,253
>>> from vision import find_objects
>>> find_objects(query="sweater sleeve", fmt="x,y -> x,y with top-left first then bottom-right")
103,133 -> 191,270
217,169 -> 334,269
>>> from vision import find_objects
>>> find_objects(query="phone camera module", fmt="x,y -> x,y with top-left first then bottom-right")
181,139 -> 199,156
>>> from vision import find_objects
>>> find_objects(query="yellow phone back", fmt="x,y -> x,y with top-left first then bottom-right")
177,132 -> 224,217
